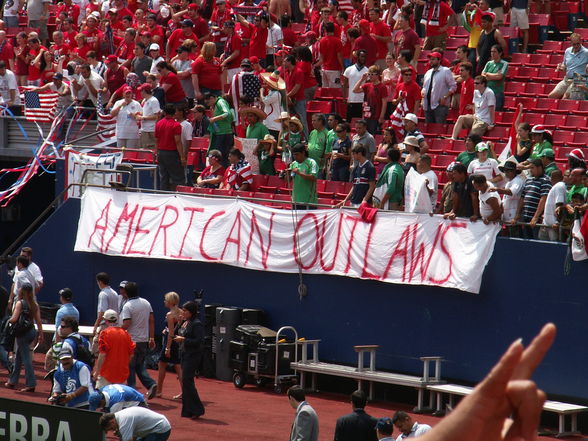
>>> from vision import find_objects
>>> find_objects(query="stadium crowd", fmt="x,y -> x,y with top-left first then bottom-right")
0,0 -> 585,241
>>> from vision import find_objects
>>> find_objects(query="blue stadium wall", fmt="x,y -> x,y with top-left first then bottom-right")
4,198 -> 588,401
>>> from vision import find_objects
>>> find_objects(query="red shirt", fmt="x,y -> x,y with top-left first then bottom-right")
425,1 -> 454,37
115,40 -> 135,61
223,34 -> 242,69
370,20 -> 391,60
282,27 -> 297,47
394,80 -> 422,114
146,24 -> 165,44
167,29 -> 197,56
193,17 -> 210,40
339,23 -> 352,58
98,327 -> 135,384
28,46 -> 47,81
298,60 -> 316,89
155,116 -> 182,151
459,77 -> 475,115
236,23 -> 252,59
249,24 -> 268,59
361,82 -> 388,120
285,67 -> 305,100
319,35 -> 343,71
353,35 -> 378,67
0,41 -> 14,67
71,45 -> 91,62
82,28 -> 103,51
63,31 -> 78,49
191,56 -> 222,91
160,72 -> 186,103
57,4 -> 80,25
51,43 -> 70,61
393,28 -> 420,58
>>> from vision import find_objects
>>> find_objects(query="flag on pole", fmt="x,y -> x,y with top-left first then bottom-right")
97,112 -> 116,141
498,103 -> 522,163
571,209 -> 588,261
389,91 -> 408,142
23,90 -> 59,123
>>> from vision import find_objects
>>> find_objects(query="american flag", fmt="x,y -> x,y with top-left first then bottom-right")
389,92 -> 408,142
226,159 -> 253,190
24,91 -> 59,123
96,92 -> 116,141
230,71 -> 261,127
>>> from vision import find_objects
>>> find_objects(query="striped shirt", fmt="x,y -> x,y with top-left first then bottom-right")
225,159 -> 253,190
521,175 -> 552,221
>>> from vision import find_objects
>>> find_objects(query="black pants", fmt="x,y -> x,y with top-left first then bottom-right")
181,354 -> 205,418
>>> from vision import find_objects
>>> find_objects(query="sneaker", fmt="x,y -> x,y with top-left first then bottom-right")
146,384 -> 157,400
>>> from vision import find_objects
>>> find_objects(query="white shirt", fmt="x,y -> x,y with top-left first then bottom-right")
121,297 -> 153,343
266,23 -> 283,55
396,422 -> 432,441
421,66 -> 456,110
149,56 -> 164,74
421,169 -> 438,207
13,261 -> 43,286
502,174 -> 525,221
468,158 -> 501,181
97,286 -> 120,323
262,89 -> 283,131
72,0 -> 89,24
140,96 -> 160,132
113,99 -> 142,139
0,70 -> 20,105
4,0 -> 21,17
180,119 -> 192,151
343,64 -> 368,103
474,87 -> 496,124
479,186 -> 500,218
115,407 -> 171,441
544,181 -> 567,226
74,71 -> 104,104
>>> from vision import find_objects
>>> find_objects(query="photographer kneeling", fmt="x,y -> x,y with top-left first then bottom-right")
50,349 -> 94,409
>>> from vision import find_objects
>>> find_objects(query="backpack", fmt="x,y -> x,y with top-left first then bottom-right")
66,334 -> 95,368
13,299 -> 34,337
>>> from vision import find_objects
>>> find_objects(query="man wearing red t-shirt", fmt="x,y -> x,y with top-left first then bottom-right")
284,55 -> 309,137
210,0 -> 233,44
0,32 -> 14,68
51,31 -> 71,62
57,0 -> 81,28
368,8 -> 392,70
155,104 -> 186,191
166,20 -> 198,59
192,9 -> 211,44
350,0 -> 368,27
336,11 -> 352,67
82,15 -> 104,52
423,0 -> 456,50
238,13 -> 270,62
393,13 -> 421,62
393,68 -> 422,115
318,22 -> 343,88
115,29 -> 136,63
353,20 -> 378,68
353,66 -> 388,134
458,62 -> 475,115
220,21 -> 243,84
144,14 -> 165,45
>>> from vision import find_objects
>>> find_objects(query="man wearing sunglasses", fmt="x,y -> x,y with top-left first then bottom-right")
549,33 -> 588,99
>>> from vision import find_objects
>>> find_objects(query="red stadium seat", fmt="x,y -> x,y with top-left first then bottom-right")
509,53 -> 530,67
574,28 -> 588,40
259,175 -> 285,193
562,115 -> 588,131
522,83 -> 547,97
527,53 -> 550,67
556,147 -> 575,160
534,98 -> 558,113
524,113 -> 545,126
543,114 -> 566,128
177,185 -> 195,193
318,198 -> 335,207
537,41 -> 564,54
533,67 -> 554,83
315,88 -> 343,100
250,174 -> 268,192
513,67 -> 539,81
575,101 -> 588,116
552,131 -> 574,146
506,66 -> 519,79
306,101 -> 333,113
569,132 -> 587,147
515,97 -> 538,111
192,187 -> 213,195
552,99 -> 580,114
234,190 -> 254,199
494,111 -> 515,126
505,82 -> 525,96
432,155 -> 457,171
430,138 -> 457,153
485,126 -> 509,141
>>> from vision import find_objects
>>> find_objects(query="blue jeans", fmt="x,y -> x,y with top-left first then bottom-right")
138,430 -> 171,441
128,342 -> 155,390
9,327 -> 37,387
292,99 -> 309,139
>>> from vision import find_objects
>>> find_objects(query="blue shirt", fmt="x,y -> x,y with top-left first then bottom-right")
53,360 -> 93,408
91,384 -> 145,412
55,303 -> 80,339
563,46 -> 588,79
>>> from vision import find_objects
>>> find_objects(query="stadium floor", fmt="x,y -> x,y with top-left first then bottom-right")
0,353 -> 576,441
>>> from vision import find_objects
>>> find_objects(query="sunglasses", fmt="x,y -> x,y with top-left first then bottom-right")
335,129 -> 344,133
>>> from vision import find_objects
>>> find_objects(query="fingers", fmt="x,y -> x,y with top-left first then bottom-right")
512,323 -> 557,381
477,338 -> 524,396
504,381 -> 547,441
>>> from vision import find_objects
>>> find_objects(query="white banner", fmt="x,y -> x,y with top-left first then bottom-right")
404,168 -> 433,214
74,188 -> 501,293
66,150 -> 123,199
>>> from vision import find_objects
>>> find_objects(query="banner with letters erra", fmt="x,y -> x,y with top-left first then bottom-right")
74,188 -> 500,293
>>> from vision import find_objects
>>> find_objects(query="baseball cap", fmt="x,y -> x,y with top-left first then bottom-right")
301,31 -> 317,40
531,124 -> 547,134
181,19 -> 194,27
106,54 -> 118,64
59,348 -> 73,360
138,83 -> 153,93
88,392 -> 104,410
241,58 -> 252,67
119,280 -> 129,289
359,19 -> 370,31
403,113 -> 418,124
429,51 -> 442,59
140,31 -> 152,37
249,56 -> 260,64
476,142 -> 489,152
375,418 -> 393,434
149,43 -> 160,51
103,309 -> 118,322
58,288 -> 73,300
53,72 -> 64,80
446,161 -> 457,172
122,86 -> 133,95
188,2 -> 199,9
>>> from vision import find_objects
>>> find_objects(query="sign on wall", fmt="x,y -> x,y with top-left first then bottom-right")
0,397 -> 104,441
74,188 -> 501,294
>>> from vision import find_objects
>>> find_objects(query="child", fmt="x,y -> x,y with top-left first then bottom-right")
330,122 -> 352,182
253,134 -> 278,176
279,116 -> 305,166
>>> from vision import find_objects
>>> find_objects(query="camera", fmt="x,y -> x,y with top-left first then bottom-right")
48,393 -> 67,406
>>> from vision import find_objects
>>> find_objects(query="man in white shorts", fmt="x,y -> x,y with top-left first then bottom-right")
510,0 -> 530,52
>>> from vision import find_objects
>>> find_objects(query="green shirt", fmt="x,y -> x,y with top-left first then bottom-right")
257,147 -> 275,175
376,162 -> 405,204
246,121 -> 269,141
483,59 -> 508,95
326,129 -> 337,155
212,97 -> 233,134
307,128 -> 330,171
456,150 -> 477,168
530,140 -> 552,161
544,161 -> 558,177
567,184 -> 588,203
291,158 -> 318,204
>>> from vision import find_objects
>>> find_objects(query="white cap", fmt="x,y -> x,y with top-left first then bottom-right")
403,113 -> 418,124
149,43 -> 160,51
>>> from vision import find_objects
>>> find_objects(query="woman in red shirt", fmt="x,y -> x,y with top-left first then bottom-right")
13,32 -> 30,86
191,41 -> 222,100
294,46 -> 317,101
71,33 -> 91,64
353,65 -> 388,135
34,50 -> 58,85
157,61 -> 187,105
